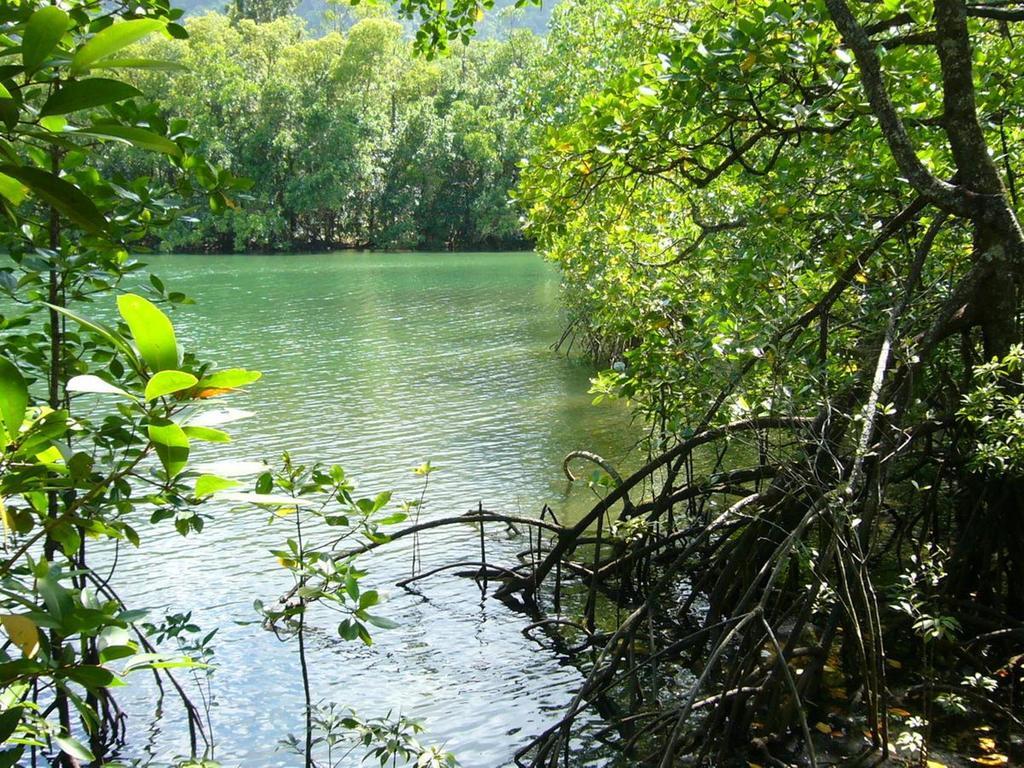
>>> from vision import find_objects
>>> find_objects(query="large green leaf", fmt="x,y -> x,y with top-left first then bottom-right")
147,419 -> 189,479
38,568 -> 73,624
0,165 -> 105,234
0,99 -> 17,131
40,79 -> 143,116
182,425 -> 231,443
117,294 -> 179,372
0,173 -> 27,205
144,370 -> 197,401
0,706 -> 22,743
73,124 -> 180,157
0,357 -> 28,443
366,614 -> 400,629
197,369 -> 262,390
66,374 -> 132,398
89,57 -> 187,72
53,736 -> 94,763
22,6 -> 70,74
71,19 -> 166,75
216,492 -> 313,507
194,474 -> 239,498
46,303 -> 139,369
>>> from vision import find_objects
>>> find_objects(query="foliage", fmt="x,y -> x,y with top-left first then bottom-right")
280,704 -> 458,768
520,0 -> 944,426
6,0 -> 1023,764
959,344 -> 1024,475
421,0 -> 1024,762
0,282 -> 256,764
99,13 -> 541,252
0,2 -> 450,766
891,548 -> 962,644
250,453 -> 406,645
237,454 -> 457,767
230,0 -> 299,24
170,0 -> 554,39
0,1 -> 258,762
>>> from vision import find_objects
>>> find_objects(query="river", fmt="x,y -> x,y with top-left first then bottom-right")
112,251 -> 639,767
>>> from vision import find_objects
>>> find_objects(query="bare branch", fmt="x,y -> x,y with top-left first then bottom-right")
967,4 -> 1024,20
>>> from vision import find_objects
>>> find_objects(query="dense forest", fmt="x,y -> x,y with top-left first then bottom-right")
175,0 -> 553,36
101,12 -> 541,251
1,0 -> 1023,767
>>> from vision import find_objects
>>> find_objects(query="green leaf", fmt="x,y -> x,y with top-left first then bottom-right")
182,425 -> 231,443
194,474 -> 239,498
197,369 -> 262,390
40,78 -> 143,116
89,57 -> 187,72
22,6 -> 70,74
49,522 -> 80,556
216,492 -> 313,507
46,303 -> 139,367
38,570 -> 73,624
0,357 -> 28,443
99,644 -> 135,663
117,293 -> 179,372
147,419 -> 189,479
0,100 -> 17,132
71,19 -> 166,75
73,125 -> 181,157
0,746 -> 24,768
38,115 -> 67,133
366,614 -> 399,630
54,736 -> 94,762
0,165 -> 106,234
0,708 -> 21,744
64,664 -> 116,689
357,624 -> 372,646
144,369 -> 197,401
0,173 -> 27,205
66,374 -> 132,398
376,512 -> 408,526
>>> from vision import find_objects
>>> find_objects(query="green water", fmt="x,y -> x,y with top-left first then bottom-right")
115,251 -> 639,766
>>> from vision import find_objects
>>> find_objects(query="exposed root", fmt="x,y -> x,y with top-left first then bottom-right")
268,205 -> 1024,766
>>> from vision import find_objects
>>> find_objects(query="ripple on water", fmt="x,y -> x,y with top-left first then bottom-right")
106,252 -> 638,767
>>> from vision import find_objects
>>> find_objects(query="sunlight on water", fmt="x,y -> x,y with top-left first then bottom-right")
111,252 -> 639,767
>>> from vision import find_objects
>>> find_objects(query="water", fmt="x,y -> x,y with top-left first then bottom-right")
110,252 -> 640,767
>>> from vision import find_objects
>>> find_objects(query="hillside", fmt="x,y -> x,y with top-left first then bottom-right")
173,0 -> 554,36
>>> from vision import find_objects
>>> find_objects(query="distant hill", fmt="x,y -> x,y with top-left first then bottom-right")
173,0 -> 554,37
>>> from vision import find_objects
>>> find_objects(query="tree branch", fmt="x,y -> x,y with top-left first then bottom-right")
825,0 -> 976,215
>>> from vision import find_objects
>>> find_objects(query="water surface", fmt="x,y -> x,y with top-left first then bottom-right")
113,252 -> 639,766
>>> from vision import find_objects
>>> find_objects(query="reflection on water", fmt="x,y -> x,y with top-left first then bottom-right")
111,252 -> 639,766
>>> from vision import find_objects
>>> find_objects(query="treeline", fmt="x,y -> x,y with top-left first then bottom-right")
103,13 -> 543,252
175,0 -> 555,37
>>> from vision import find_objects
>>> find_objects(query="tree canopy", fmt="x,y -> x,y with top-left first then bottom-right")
100,12 -> 541,251
501,0 -> 1024,762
